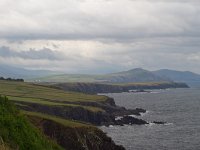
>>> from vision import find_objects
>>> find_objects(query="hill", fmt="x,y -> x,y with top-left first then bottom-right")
32,68 -> 170,83
98,68 -> 171,83
49,82 -> 189,94
0,64 -> 59,79
0,81 -> 128,149
153,69 -> 200,87
1,64 -> 196,86
0,80 -> 150,125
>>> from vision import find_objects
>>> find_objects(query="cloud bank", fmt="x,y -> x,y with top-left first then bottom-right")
0,0 -> 200,73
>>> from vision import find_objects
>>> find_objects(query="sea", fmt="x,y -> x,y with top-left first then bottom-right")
99,88 -> 200,150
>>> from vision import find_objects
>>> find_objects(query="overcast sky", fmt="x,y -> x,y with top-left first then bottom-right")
0,0 -> 200,74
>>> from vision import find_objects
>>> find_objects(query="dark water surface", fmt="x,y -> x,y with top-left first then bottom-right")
100,88 -> 200,150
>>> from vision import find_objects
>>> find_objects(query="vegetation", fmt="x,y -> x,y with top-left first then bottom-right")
0,80 -> 106,102
8,96 -> 104,112
0,80 -> 125,150
32,74 -> 102,83
30,68 -> 169,83
22,110 -> 93,128
0,80 -> 107,112
0,77 -> 24,82
0,95 -> 63,150
48,81 -> 188,94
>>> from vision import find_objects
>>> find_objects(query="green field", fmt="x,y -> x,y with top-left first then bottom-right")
0,80 -> 106,112
31,74 -> 102,83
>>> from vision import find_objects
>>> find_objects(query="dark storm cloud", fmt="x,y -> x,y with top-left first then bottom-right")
0,46 -> 65,60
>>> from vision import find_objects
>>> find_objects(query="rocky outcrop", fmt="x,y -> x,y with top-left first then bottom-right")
28,116 -> 125,150
152,121 -> 167,125
115,116 -> 148,126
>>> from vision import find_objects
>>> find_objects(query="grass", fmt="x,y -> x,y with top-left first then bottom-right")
31,74 -> 102,83
0,80 -> 107,102
7,96 -> 104,112
0,80 -> 107,112
22,110 -> 93,128
0,96 -> 63,150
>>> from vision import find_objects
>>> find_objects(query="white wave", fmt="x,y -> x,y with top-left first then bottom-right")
140,110 -> 149,116
115,116 -> 123,120
109,125 -> 114,128
164,123 -> 173,126
128,114 -> 138,117
145,122 -> 173,126
145,123 -> 155,127
150,91 -> 160,94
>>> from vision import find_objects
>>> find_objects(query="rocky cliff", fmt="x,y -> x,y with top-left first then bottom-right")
28,115 -> 125,150
49,82 -> 189,94
16,96 -> 147,126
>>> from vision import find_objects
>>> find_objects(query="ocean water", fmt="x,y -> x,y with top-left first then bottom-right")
100,88 -> 200,150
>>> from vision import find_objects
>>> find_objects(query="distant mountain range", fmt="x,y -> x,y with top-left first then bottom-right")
97,68 -> 171,83
153,69 -> 200,87
0,64 -> 59,79
1,64 -> 200,87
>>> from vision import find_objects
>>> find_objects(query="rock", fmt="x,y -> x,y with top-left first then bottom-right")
115,116 -> 148,125
153,121 -> 167,124
135,108 -> 146,113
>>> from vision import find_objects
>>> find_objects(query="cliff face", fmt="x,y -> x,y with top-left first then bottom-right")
1,96 -> 126,150
17,101 -> 115,125
50,82 -> 189,94
28,116 -> 125,150
16,96 -> 146,126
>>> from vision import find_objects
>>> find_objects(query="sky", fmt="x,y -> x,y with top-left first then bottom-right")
0,0 -> 200,74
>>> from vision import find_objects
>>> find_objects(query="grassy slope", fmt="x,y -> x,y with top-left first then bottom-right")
22,110 -> 93,128
32,74 -> 102,82
0,80 -> 107,112
0,96 -> 63,150
0,81 -> 124,149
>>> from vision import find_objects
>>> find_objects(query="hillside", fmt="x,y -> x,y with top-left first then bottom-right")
0,96 -> 63,150
1,64 -> 199,86
0,80 -> 148,125
24,111 -> 125,150
154,69 -> 200,87
0,96 -> 125,150
0,80 -> 109,125
49,82 -> 189,94
98,68 -> 171,83
32,68 -> 170,83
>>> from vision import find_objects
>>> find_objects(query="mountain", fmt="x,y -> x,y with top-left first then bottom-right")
97,68 -> 171,83
1,64 -> 198,86
153,69 -> 200,87
34,68 -> 171,83
0,64 -> 59,79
